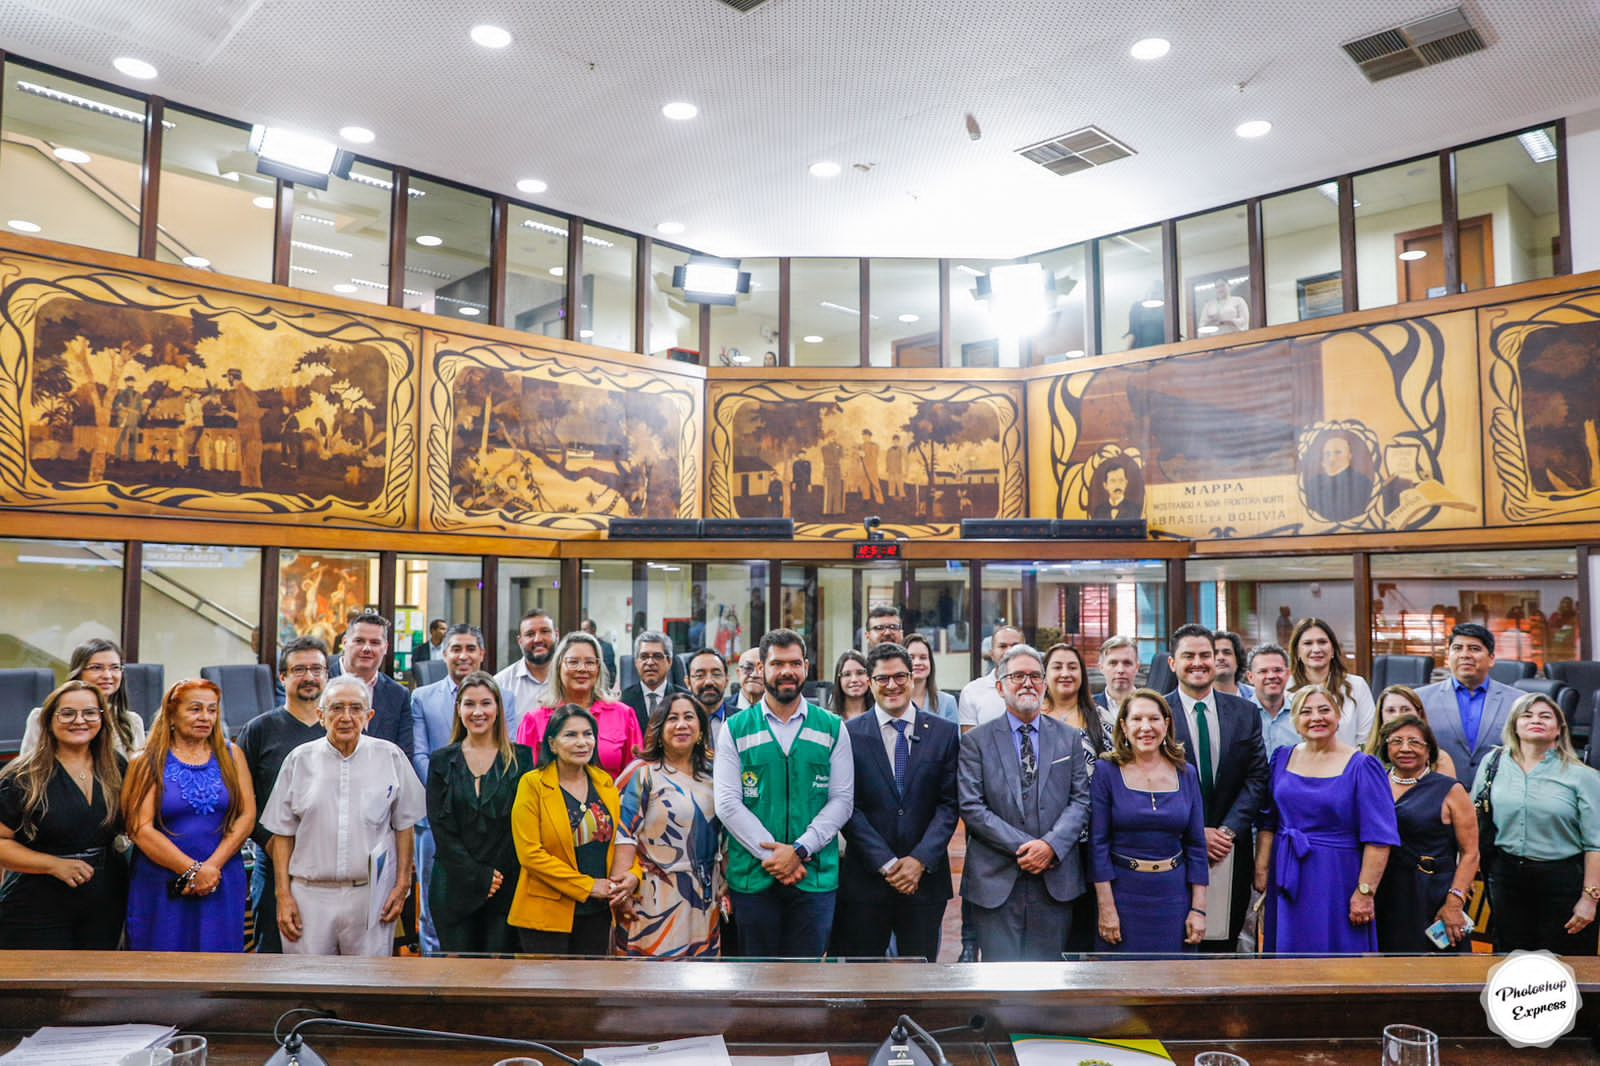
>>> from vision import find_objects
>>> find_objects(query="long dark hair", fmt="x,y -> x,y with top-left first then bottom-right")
447,671 -> 516,775
68,638 -> 136,754
1042,643 -> 1096,720
636,691 -> 713,779
538,703 -> 601,769
1289,617 -> 1354,707
904,632 -> 940,707
0,681 -> 123,836
828,650 -> 869,717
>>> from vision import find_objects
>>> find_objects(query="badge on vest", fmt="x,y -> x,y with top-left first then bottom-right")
812,772 -> 829,791
742,770 -> 760,798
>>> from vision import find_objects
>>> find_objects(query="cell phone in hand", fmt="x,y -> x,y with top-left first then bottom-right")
1424,913 -> 1474,949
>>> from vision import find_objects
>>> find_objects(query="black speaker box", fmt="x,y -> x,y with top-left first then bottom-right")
607,518 -> 702,540
700,518 -> 795,540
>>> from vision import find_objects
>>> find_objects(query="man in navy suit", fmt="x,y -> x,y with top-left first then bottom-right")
1417,622 -> 1520,786
332,612 -> 414,762
835,643 -> 960,960
1162,623 -> 1268,951
1093,635 -> 1140,717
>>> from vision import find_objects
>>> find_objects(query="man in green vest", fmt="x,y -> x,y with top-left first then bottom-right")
714,628 -> 855,957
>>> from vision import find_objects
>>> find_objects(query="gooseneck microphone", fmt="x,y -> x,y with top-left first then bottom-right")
263,1010 -> 603,1066
868,1013 -> 957,1066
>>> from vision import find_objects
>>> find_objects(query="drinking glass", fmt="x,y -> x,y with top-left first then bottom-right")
163,1035 -> 207,1065
118,1050 -> 173,1066
1194,1054 -> 1250,1066
1382,1024 -> 1439,1066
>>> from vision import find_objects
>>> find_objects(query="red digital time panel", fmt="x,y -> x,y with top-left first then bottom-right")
852,541 -> 903,561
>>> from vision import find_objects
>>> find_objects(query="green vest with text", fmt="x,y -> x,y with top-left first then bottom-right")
724,702 -> 841,894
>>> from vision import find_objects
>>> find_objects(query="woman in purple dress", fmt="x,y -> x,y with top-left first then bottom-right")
1255,684 -> 1399,954
1090,689 -> 1208,954
123,679 -> 255,952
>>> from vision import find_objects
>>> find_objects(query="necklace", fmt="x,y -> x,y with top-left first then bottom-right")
1389,766 -> 1428,787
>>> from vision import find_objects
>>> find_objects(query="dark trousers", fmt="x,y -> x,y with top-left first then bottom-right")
729,884 -> 836,958
1488,852 -> 1600,955
516,910 -> 613,956
969,875 -> 1074,962
832,894 -> 945,960
250,848 -> 282,953
436,897 -> 518,955
0,873 -> 123,950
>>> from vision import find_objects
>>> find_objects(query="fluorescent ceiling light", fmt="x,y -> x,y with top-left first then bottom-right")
470,24 -> 513,48
339,125 -> 375,144
656,221 -> 685,235
549,266 -> 565,277
898,314 -> 919,323
296,213 -> 336,227
808,161 -> 842,178
52,146 -> 91,164
459,307 -> 480,316
112,56 -> 158,80
662,101 -> 699,120
1518,129 -> 1557,163
332,283 -> 359,294
348,171 -> 427,197
516,178 -> 548,194
1140,298 -> 1165,309
289,265 -> 317,275
1399,249 -> 1428,261
1065,349 -> 1086,359
350,278 -> 425,297
250,125 -> 350,188
1235,120 -> 1272,139
1197,325 -> 1219,335
16,81 -> 174,128
519,218 -> 613,247
414,234 -> 443,247
989,261 -> 1049,338
682,262 -> 739,294
181,255 -> 211,268
17,554 -> 121,567
1129,38 -> 1171,60
291,239 -> 352,259
7,219 -> 41,233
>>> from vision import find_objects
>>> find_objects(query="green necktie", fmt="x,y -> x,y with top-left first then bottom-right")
1195,700 -> 1214,794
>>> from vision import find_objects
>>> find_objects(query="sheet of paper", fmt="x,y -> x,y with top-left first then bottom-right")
1012,1034 -> 1172,1065
1205,848 -> 1235,941
0,1024 -> 177,1065
731,1056 -> 830,1066
367,841 -> 395,930
587,1034 -> 733,1065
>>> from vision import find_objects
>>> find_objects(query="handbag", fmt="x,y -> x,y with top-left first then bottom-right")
1474,746 -> 1504,868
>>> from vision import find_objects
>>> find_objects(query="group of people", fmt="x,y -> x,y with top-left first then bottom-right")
2,605 -> 1597,964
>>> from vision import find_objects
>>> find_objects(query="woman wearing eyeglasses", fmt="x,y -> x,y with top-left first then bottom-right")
514,633 -> 644,779
20,639 -> 146,760
0,681 -> 127,949
827,651 -> 872,722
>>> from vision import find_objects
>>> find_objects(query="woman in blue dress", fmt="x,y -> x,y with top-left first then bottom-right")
1090,689 -> 1208,954
123,679 -> 255,952
1254,684 -> 1400,954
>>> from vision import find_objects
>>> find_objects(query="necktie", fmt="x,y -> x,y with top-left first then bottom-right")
1018,722 -> 1037,791
1195,700 -> 1214,794
646,692 -> 659,717
891,719 -> 909,794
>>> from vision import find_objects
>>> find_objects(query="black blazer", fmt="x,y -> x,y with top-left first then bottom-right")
840,709 -> 960,906
1162,688 -> 1268,837
620,682 -> 690,733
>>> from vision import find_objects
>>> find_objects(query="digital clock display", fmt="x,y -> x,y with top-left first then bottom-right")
852,541 -> 903,561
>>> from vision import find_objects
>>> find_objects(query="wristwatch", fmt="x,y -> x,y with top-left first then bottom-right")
793,843 -> 811,863
1218,826 -> 1237,841
1584,885 -> 1600,902
1357,882 -> 1374,896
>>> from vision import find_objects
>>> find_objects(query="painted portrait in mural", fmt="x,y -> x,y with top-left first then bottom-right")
1084,447 -> 1146,520
277,553 -> 371,651
1299,423 -> 1378,523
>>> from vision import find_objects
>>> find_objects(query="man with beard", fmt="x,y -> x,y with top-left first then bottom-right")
237,636 -> 330,952
686,647 -> 733,725
495,609 -> 557,736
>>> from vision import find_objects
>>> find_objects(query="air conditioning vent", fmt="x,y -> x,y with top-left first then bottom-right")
1342,6 -> 1487,82
1016,126 -> 1134,178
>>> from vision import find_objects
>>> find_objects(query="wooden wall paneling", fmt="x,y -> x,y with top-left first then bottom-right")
1165,556 -> 1186,637
1440,149 -> 1461,296
120,540 -> 143,662
1353,550 -> 1372,679
378,550 -> 398,674
1338,175 -> 1359,313
1245,198 -> 1266,331
137,97 -> 164,261
564,220 -> 583,343
480,554 -> 500,669
271,181 -> 294,288
388,168 -> 410,308
258,546 -> 281,670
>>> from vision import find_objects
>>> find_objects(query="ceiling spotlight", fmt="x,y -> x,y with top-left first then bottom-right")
1065,349 -> 1086,359
8,219 -> 41,233
1140,298 -> 1165,309
459,306 -> 481,316
112,56 -> 158,80
52,146 -> 92,164
1129,37 -> 1171,60
1235,120 -> 1272,139
251,195 -> 276,209
1399,249 -> 1428,261
181,255 -> 211,268
656,221 -> 685,235
662,101 -> 699,121
802,334 -> 824,343
250,125 -> 352,189
470,24 -> 513,48
339,126 -> 375,144
332,283 -> 359,294
516,178 -> 548,194
808,161 -> 842,178
549,266 -> 565,277
898,314 -> 919,323
415,234 -> 443,247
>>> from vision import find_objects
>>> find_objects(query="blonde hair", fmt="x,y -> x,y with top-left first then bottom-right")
1503,692 -> 1579,766
1289,683 -> 1343,739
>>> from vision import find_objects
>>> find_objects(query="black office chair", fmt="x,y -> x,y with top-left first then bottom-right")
1144,652 -> 1175,696
1512,677 -> 1578,721
123,662 -> 166,726
673,652 -> 693,687
0,668 -> 55,757
1371,654 -> 1433,692
618,654 -> 638,692
1547,662 -> 1600,745
1491,660 -> 1537,685
200,664 -> 277,735
410,658 -> 447,688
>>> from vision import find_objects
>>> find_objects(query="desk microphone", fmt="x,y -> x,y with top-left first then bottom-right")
264,1010 -> 603,1066
868,1013 -> 954,1066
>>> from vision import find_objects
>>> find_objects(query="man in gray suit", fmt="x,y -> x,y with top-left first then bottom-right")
957,644 -> 1091,961
1418,622 -> 1519,786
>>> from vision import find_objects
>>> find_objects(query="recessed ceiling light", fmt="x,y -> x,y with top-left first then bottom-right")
898,314 -> 919,323
415,234 -> 443,247
808,161 -> 842,178
7,219 -> 41,233
470,24 -> 513,48
332,283 -> 359,294
1129,37 -> 1171,60
181,255 -> 211,268
661,101 -> 698,121
1065,349 -> 1086,359
52,146 -> 91,164
516,178 -> 548,194
251,195 -> 275,210
459,306 -> 480,316
549,266 -> 565,277
1399,249 -> 1428,261
579,329 -> 594,338
802,334 -> 824,343
339,126 -> 375,144
112,56 -> 158,80
1140,298 -> 1165,309
656,221 -> 685,235
1235,120 -> 1272,139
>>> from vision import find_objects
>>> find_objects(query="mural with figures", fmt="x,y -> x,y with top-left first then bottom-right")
422,334 -> 701,535
1031,312 -> 1484,538
706,379 -> 1025,539
0,252 -> 417,527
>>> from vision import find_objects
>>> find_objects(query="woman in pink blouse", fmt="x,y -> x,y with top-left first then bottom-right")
514,633 -> 643,778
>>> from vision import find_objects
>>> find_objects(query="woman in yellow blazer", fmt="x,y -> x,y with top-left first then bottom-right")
509,704 -> 641,954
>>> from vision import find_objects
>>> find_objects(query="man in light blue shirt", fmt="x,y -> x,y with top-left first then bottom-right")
1247,643 -> 1297,757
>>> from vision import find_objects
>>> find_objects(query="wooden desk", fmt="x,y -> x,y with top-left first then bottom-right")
1,953 -> 1596,1063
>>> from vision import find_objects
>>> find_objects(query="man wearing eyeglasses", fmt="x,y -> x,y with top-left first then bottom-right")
237,635 -> 330,953
835,643 -> 959,960
958,643 -> 1091,961
621,630 -> 689,734
731,647 -> 766,715
863,605 -> 904,652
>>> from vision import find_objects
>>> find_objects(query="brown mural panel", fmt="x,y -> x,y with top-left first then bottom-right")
0,251 -> 418,528
422,333 -> 701,536
705,378 -> 1025,539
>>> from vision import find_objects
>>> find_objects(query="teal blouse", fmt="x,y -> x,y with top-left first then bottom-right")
1475,748 -> 1600,862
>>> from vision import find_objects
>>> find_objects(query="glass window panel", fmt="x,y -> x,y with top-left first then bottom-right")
1025,243 -> 1090,363
1263,184 -> 1344,326
780,563 -> 901,685
582,225 -> 636,352
140,544 -> 261,683
703,562 -> 768,658
277,549 -> 378,653
789,258 -> 861,367
1099,226 -> 1166,354
0,539 -> 123,679
0,62 -> 144,256
394,554 -> 483,675
289,160 -> 393,306
645,561 -> 695,654
867,259 -> 938,368
1455,126 -> 1561,288
1355,157 -> 1442,309
709,257 -> 779,367
497,559 -> 561,673
1370,549 -> 1580,669
581,560 -> 634,677
1177,207 -> 1251,341
1188,556 -> 1356,671
648,244 -> 698,361
947,258 -> 1017,367
403,177 -> 491,321
157,109 -> 272,281
907,562 -> 973,691
506,203 -> 569,338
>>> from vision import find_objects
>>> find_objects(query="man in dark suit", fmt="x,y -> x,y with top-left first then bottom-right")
835,643 -> 960,960
1093,635 -> 1140,717
580,618 -> 616,685
620,630 -> 689,733
410,618 -> 445,664
331,612 -> 414,764
958,644 -> 1091,961
1162,623 -> 1268,951
1418,622 -> 1520,786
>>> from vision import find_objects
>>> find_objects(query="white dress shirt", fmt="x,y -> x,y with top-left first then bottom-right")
1175,688 -> 1221,782
713,698 -> 855,864
957,672 -> 1007,728
492,658 -> 552,735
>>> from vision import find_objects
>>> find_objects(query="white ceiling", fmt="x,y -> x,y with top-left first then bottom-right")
1,0 -> 1598,259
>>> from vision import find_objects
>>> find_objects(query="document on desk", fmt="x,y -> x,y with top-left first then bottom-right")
586,1034 -> 733,1064
367,841 -> 394,930
0,1023 -> 177,1065
730,1056 -> 830,1065
1012,1034 -> 1172,1065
